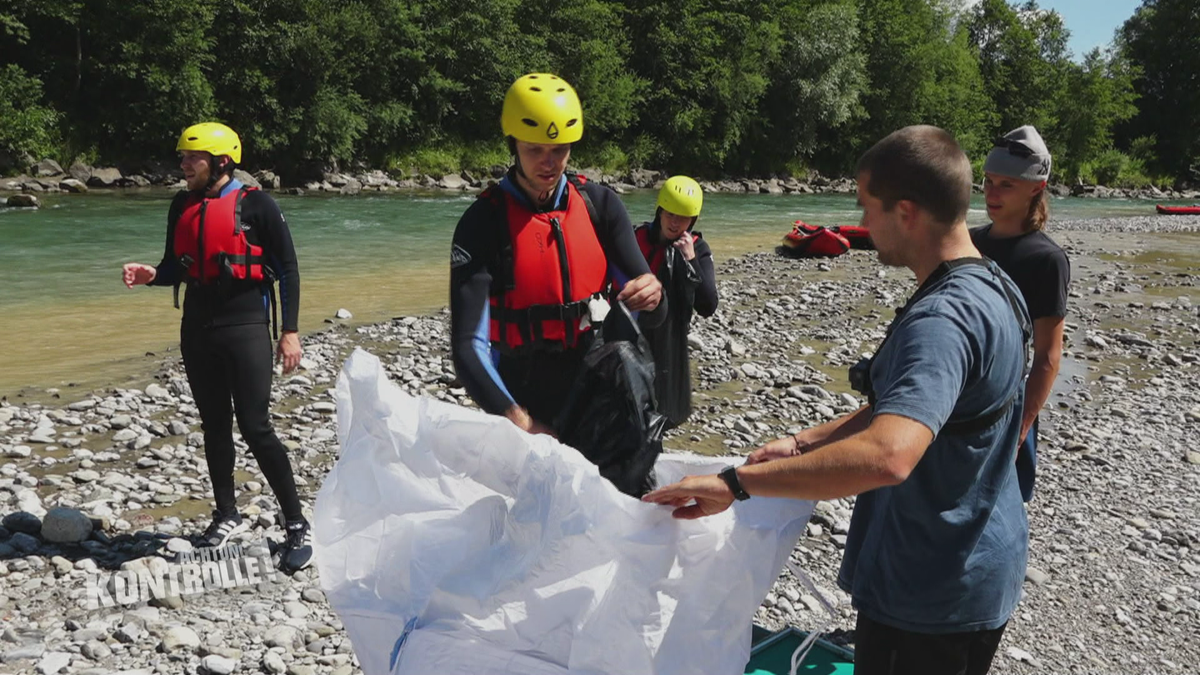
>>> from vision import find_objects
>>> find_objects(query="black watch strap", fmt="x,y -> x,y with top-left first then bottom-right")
720,466 -> 750,501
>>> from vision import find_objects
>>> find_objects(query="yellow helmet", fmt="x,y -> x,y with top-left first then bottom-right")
657,176 -> 703,218
501,73 -> 583,144
176,122 -> 242,164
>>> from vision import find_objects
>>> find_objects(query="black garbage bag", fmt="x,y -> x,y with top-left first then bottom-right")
554,302 -> 668,497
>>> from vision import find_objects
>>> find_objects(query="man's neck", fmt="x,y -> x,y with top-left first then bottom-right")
206,174 -> 232,198
910,222 -> 981,286
515,171 -> 556,209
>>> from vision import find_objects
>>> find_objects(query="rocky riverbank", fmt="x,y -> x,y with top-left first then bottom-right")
1,215 -> 1198,674
4,158 -> 1198,207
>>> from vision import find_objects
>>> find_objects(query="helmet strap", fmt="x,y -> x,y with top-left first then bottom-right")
507,136 -> 529,182
651,209 -> 665,244
204,154 -> 234,195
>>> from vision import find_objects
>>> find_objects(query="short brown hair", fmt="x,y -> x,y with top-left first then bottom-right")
856,125 -> 973,227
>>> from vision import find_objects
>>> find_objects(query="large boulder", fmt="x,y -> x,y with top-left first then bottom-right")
628,168 -> 661,187
437,173 -> 467,190
87,167 -> 123,187
253,169 -> 281,190
59,178 -> 88,193
233,169 -> 261,189
40,507 -> 93,543
6,194 -> 39,208
31,159 -> 64,177
68,162 -> 93,183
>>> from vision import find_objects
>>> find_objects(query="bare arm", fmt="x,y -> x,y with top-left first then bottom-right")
1020,316 -> 1064,439
746,404 -> 872,465
644,413 -> 933,518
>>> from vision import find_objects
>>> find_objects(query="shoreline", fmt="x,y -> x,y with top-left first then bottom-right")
4,214 -> 1199,405
0,214 -> 1197,672
5,162 -> 1200,204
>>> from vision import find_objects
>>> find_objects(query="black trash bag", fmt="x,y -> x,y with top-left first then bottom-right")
554,302 -> 668,497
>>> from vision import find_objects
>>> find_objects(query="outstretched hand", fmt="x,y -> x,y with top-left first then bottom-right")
122,263 -> 157,288
642,473 -> 734,519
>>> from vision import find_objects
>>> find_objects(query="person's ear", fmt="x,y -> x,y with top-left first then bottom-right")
896,199 -> 919,231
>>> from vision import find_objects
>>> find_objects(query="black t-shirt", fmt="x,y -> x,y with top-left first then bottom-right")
970,225 -> 1070,320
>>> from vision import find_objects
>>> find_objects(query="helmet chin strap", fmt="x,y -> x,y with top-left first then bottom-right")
204,154 -> 231,194
508,136 -> 565,207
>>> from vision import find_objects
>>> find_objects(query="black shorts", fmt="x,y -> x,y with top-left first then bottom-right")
853,613 -> 1007,675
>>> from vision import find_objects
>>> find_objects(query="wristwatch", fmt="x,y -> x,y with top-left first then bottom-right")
719,466 -> 750,501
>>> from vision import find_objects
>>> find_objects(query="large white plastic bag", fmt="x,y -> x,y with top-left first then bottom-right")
315,349 -> 814,675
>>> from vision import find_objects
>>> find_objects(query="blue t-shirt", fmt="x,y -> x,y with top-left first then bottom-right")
838,262 -> 1030,634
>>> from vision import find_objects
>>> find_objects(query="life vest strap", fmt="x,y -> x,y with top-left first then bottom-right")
491,299 -> 591,324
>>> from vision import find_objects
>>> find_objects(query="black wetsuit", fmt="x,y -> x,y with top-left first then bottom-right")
450,169 -> 666,426
636,222 -> 718,427
149,179 -> 303,522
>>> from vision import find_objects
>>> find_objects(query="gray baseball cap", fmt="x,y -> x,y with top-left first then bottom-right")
983,125 -> 1052,182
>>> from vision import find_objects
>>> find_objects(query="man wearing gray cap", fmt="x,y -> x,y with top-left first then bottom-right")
972,125 -> 1071,502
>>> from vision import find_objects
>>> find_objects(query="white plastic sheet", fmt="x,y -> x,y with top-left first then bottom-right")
315,349 -> 814,675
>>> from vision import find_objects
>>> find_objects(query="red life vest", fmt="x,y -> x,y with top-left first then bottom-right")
173,186 -> 267,285
635,224 -> 666,275
488,176 -> 609,353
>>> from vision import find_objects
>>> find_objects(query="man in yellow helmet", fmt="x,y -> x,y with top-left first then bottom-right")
120,122 -> 312,572
449,73 -> 665,440
635,176 -> 718,428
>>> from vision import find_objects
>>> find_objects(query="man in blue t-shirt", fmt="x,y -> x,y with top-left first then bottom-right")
644,125 -> 1030,675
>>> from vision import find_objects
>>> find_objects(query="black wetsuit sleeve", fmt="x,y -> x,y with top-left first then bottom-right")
583,182 -> 668,327
691,236 -> 718,317
449,198 -> 517,415
243,191 -> 301,332
148,192 -> 188,287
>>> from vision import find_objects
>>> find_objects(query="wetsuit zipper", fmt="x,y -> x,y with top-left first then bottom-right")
197,200 -> 209,282
549,217 -> 572,301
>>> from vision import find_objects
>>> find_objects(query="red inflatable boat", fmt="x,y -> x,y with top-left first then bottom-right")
1156,204 -> 1200,215
781,221 -> 873,257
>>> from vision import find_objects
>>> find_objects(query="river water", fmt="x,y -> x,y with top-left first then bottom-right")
0,187 -> 1169,396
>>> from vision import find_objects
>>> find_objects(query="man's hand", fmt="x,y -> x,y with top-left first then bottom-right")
642,473 -> 735,519
122,263 -> 157,288
616,273 -> 662,312
276,331 -> 302,374
672,232 -> 696,261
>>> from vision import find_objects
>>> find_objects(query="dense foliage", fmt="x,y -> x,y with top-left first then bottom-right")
1,0 -> 1193,186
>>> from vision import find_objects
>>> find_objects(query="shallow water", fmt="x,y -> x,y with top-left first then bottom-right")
0,188 -> 1180,396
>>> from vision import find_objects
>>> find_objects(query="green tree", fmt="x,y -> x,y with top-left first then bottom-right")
0,64 -> 61,168
734,0 -> 868,176
1118,0 -> 1200,182
852,0 -> 995,165
516,0 -> 643,140
1052,48 -> 1138,181
967,0 -> 1071,135
625,0 -> 781,171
